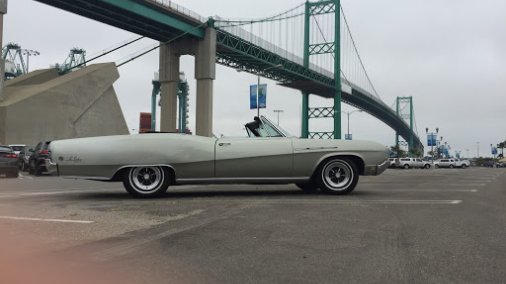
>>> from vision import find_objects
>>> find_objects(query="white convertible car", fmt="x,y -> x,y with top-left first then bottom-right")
47,116 -> 389,197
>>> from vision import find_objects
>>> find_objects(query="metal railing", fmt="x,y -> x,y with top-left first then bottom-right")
147,0 -> 207,23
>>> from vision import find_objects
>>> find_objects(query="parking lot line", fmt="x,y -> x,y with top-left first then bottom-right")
381,189 -> 478,193
221,199 -> 464,205
0,215 -> 94,224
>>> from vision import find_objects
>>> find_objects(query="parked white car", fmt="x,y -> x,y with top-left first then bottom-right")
396,158 -> 431,169
435,159 -> 457,168
454,159 -> 470,168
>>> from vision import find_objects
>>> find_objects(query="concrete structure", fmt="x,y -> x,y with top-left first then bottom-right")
159,27 -> 216,137
0,63 -> 128,145
0,0 -> 7,102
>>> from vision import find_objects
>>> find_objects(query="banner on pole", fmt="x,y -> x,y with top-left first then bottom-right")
249,84 -> 267,109
427,133 -> 437,147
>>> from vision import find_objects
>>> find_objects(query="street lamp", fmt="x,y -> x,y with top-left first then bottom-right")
273,109 -> 284,125
343,109 -> 362,140
491,144 -> 497,168
21,49 -> 40,72
426,127 -> 439,163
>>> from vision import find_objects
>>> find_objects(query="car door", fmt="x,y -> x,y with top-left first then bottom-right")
215,137 -> 293,178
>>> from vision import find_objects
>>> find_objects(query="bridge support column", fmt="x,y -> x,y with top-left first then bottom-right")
194,27 -> 216,137
159,43 -> 179,132
301,92 -> 309,138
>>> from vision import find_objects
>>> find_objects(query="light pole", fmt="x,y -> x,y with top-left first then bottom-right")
343,110 -> 362,140
477,142 -> 480,158
426,127 -> 439,163
21,49 -> 40,72
491,144 -> 497,168
254,64 -> 283,117
273,109 -> 284,125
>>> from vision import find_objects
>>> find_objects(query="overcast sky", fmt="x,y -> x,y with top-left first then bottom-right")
4,0 -> 506,158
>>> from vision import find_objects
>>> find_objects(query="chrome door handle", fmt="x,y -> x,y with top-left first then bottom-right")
218,142 -> 231,146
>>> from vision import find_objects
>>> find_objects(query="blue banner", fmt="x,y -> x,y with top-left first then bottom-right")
492,147 -> 498,155
249,84 -> 267,109
258,84 -> 267,108
249,85 -> 257,109
427,133 -> 437,147
345,134 -> 352,140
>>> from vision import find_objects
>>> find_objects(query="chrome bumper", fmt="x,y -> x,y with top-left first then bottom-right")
364,159 -> 389,176
44,159 -> 58,175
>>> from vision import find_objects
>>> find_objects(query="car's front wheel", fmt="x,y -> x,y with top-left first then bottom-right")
316,158 -> 359,195
424,164 -> 431,169
123,166 -> 170,198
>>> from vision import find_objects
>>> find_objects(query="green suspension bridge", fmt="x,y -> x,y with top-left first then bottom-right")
33,0 -> 423,152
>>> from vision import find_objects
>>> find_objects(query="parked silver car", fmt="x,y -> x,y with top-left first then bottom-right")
396,158 -> 431,169
435,159 -> 457,168
47,116 -> 390,197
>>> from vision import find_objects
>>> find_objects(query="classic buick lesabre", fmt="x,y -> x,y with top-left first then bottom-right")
47,116 -> 389,197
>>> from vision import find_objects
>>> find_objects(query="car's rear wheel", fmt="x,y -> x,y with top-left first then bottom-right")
123,166 -> 170,198
295,181 -> 319,193
424,164 -> 431,169
449,164 -> 454,169
403,164 -> 409,169
316,158 -> 359,195
462,164 -> 468,168
435,164 -> 439,169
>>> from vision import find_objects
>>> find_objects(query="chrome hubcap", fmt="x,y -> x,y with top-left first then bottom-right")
323,161 -> 352,190
131,167 -> 163,192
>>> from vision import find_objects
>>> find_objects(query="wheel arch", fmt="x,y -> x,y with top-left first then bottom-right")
311,154 -> 365,179
111,164 -> 176,184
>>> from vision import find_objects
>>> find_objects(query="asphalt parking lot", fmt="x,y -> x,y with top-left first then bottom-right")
1,168 -> 505,284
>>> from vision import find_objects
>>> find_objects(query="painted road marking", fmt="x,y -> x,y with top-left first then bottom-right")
205,199 -> 464,205
381,189 -> 478,193
0,215 -> 94,224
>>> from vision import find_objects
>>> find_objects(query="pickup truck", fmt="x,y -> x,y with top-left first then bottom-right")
454,159 -> 470,168
396,158 -> 431,169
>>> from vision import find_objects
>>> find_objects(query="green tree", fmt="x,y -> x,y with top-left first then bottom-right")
390,145 -> 407,158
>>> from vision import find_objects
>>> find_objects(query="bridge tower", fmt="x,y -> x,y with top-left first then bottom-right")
395,96 -> 414,152
302,0 -> 341,139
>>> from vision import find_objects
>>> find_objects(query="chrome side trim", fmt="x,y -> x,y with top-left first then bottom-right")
62,176 -> 112,181
177,177 -> 309,185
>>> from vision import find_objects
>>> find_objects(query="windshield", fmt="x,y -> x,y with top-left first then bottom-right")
244,116 -> 292,138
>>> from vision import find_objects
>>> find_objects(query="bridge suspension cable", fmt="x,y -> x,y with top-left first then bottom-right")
116,23 -> 207,67
59,36 -> 145,73
214,2 -> 381,102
